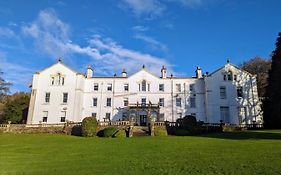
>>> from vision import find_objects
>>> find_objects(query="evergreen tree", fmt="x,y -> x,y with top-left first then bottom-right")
263,33 -> 281,128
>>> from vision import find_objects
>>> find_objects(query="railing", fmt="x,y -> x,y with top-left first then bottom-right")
0,124 -> 8,128
98,121 -> 130,126
154,122 -> 165,126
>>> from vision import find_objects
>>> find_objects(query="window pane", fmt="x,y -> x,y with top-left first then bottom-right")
159,98 -> 164,107
45,93 -> 50,103
220,86 -> 226,99
237,87 -> 243,98
63,93 -> 68,103
106,98 -> 111,107
176,98 -> 181,107
93,98 -> 97,107
190,97 -> 196,108
159,84 -> 164,91
94,83 -> 99,91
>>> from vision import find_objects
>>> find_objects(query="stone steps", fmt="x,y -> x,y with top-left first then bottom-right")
132,126 -> 150,136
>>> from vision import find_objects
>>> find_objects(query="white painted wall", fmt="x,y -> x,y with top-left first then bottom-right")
27,61 -> 262,125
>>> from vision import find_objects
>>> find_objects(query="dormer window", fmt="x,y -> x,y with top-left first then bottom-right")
51,73 -> 65,86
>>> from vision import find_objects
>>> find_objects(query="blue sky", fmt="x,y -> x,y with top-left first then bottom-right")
0,0 -> 281,93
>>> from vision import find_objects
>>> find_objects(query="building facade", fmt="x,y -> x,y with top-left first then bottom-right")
27,60 -> 263,125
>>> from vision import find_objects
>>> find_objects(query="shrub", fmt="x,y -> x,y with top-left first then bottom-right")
81,117 -> 98,137
154,128 -> 168,136
103,127 -> 118,137
113,129 -> 127,138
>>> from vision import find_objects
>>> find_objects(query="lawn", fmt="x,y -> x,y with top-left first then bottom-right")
0,130 -> 281,175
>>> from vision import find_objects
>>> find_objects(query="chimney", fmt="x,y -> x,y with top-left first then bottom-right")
161,65 -> 167,78
86,65 -> 93,78
122,68 -> 127,77
195,66 -> 202,78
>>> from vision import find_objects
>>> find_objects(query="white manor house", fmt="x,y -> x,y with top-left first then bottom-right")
27,59 -> 262,126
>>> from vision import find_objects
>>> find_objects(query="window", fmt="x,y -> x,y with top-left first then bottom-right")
51,77 -> 54,85
63,93 -> 68,103
176,84 -> 181,92
94,83 -> 99,91
106,98 -> 111,107
61,111 -> 66,122
237,86 -> 243,98
124,98 -> 128,107
142,80 -> 146,91
220,106 -> 230,123
92,113 -> 97,118
141,98 -> 146,106
93,98 -> 97,107
159,84 -> 164,91
105,113 -> 111,121
178,113 -> 182,119
190,97 -> 196,108
159,113 -> 165,121
159,98 -> 164,107
45,92 -> 50,103
42,111 -> 48,122
189,84 -> 195,92
220,86 -> 226,99
107,83 -> 112,91
227,71 -> 233,81
223,74 -> 227,81
124,83 -> 129,91
176,98 -> 181,107
51,73 -> 65,86
234,75 -> 237,81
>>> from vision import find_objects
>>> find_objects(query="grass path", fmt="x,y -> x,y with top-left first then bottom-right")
0,130 -> 281,175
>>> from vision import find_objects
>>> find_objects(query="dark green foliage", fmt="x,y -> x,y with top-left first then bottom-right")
154,128 -> 168,136
81,117 -> 98,137
102,127 -> 118,137
1,93 -> 30,123
172,115 -> 205,135
113,129 -> 127,138
71,125 -> 82,136
174,128 -> 191,136
263,32 -> 281,128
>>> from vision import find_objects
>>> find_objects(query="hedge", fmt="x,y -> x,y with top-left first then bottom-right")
81,117 -> 98,137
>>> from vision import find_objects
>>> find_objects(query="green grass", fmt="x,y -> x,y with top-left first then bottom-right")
0,130 -> 281,175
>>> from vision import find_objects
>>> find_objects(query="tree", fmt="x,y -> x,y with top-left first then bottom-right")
240,57 -> 271,97
1,92 -> 30,124
0,70 -> 12,103
263,32 -> 281,128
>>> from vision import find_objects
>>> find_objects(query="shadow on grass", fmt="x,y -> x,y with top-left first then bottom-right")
198,130 -> 281,140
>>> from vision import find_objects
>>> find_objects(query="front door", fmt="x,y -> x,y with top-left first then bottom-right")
140,115 -> 147,126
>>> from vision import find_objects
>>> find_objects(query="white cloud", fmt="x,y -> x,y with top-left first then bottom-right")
134,34 -> 168,52
0,27 -> 16,38
120,0 -> 165,18
22,9 -> 175,76
0,51 -> 34,91
132,25 -> 149,32
168,0 -> 202,8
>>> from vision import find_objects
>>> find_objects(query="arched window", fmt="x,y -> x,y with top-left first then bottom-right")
51,73 -> 65,85
142,80 -> 146,91
227,71 -> 233,81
